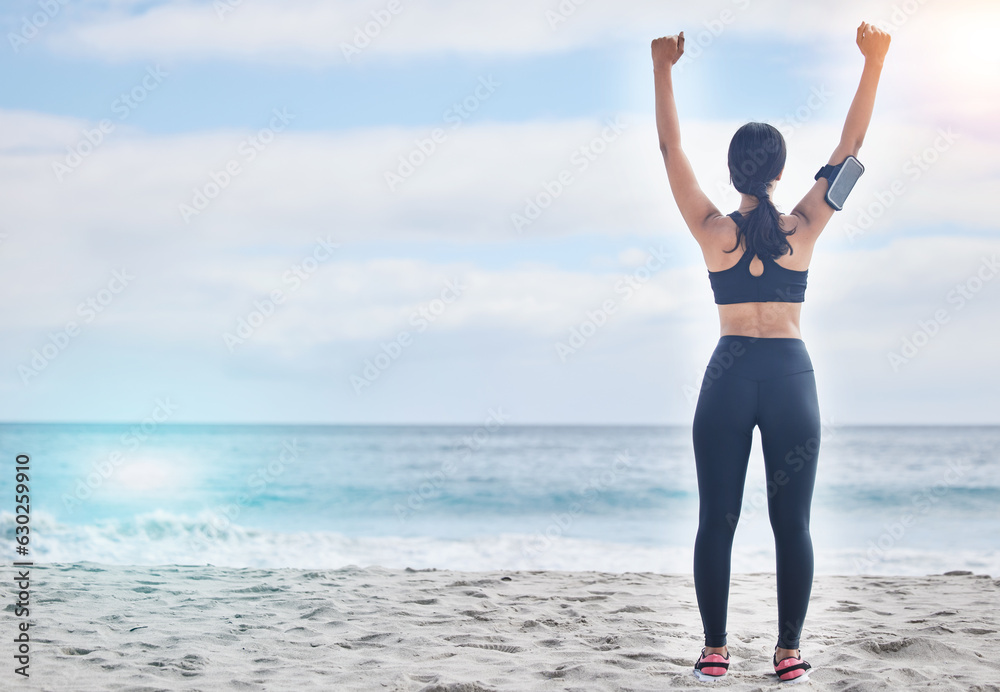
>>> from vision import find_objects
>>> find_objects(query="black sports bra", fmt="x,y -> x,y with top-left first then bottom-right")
707,211 -> 808,305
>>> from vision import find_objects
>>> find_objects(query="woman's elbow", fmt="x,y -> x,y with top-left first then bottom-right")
660,141 -> 681,162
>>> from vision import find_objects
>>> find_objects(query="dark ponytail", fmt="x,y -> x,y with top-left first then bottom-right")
726,122 -> 794,259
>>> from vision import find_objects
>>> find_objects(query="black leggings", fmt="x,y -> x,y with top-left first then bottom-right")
692,335 -> 821,650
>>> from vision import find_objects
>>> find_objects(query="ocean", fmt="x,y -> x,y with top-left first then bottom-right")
1,423 -> 997,576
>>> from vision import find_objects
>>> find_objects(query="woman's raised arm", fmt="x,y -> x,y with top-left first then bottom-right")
840,22 -> 892,152
653,32 -> 724,244
792,21 -> 892,233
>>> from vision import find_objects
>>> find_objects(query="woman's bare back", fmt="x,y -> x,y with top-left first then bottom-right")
701,212 -> 818,339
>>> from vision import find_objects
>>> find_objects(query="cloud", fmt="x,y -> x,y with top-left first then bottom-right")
0,106 -> 995,258
0,102 -> 995,378
2,99 -> 997,425
33,0 -> 947,64
3,227 -> 998,424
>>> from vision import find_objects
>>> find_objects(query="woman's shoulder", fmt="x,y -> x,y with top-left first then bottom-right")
702,210 -> 805,251
778,212 -> 800,233
725,211 -> 812,262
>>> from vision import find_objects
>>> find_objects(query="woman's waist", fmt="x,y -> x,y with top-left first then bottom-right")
706,334 -> 813,379
717,303 -> 802,340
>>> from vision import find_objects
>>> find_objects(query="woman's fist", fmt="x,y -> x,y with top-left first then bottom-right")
652,32 -> 685,71
856,21 -> 891,65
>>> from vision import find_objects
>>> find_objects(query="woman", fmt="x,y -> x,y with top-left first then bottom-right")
651,22 -> 891,683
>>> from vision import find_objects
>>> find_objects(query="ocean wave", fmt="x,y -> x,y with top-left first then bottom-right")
2,510 -> 996,576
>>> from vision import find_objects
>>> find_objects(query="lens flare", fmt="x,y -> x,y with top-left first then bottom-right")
116,459 -> 174,492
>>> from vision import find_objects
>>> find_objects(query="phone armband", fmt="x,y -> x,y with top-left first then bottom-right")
815,155 -> 865,211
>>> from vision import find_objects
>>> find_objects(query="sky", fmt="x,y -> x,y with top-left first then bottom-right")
1,0 -> 998,425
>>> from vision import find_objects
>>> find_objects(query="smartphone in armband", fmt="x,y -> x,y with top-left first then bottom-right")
814,155 -> 865,211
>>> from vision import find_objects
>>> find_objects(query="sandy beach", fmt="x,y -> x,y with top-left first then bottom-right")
6,563 -> 997,691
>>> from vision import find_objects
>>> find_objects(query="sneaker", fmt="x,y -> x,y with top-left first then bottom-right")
773,646 -> 812,683
692,647 -> 730,681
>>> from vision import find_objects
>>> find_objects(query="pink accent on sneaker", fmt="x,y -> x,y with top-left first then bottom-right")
775,654 -> 807,681
695,651 -> 729,677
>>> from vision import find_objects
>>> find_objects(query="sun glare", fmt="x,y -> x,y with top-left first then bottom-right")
932,11 -> 1000,86
116,459 -> 174,492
